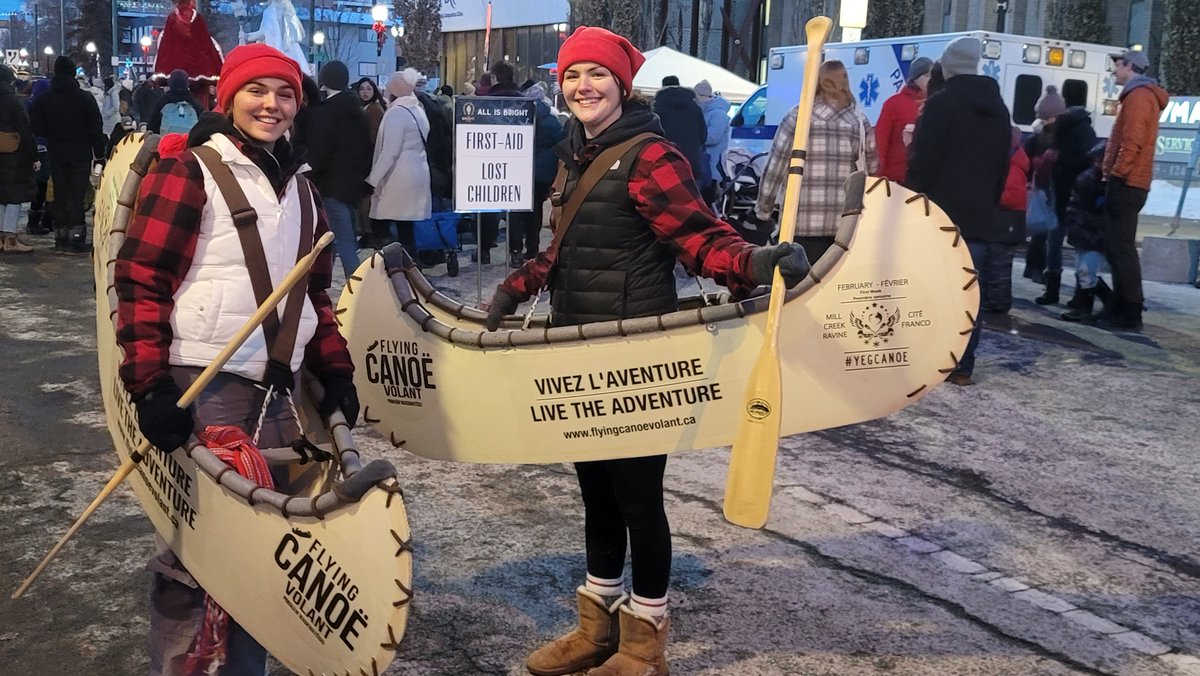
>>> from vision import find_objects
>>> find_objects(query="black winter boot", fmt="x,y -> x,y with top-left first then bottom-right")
1035,271 -> 1061,305
1059,288 -> 1095,322
1097,301 -> 1143,331
1092,278 -> 1115,320
1064,274 -> 1086,309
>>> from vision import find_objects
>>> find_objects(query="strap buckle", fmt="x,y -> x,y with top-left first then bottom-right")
230,206 -> 258,229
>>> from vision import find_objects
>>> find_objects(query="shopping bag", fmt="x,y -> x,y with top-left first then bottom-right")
1026,187 -> 1056,236
413,212 -> 460,252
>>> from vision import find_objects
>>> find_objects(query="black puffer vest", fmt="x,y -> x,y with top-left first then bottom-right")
551,105 -> 676,326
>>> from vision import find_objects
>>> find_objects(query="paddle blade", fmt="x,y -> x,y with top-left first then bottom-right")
723,342 -> 783,529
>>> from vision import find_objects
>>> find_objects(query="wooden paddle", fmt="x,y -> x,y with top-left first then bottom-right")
723,16 -> 833,529
12,231 -> 335,599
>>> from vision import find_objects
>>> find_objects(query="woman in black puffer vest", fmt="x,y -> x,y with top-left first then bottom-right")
485,27 -> 810,676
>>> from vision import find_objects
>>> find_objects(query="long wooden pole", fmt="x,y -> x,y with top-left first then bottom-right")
12,232 -> 335,599
722,16 -> 832,529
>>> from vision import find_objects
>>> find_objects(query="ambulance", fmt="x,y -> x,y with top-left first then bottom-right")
730,31 -> 1128,157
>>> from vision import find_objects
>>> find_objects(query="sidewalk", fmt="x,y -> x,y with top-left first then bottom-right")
1137,214 -> 1200,243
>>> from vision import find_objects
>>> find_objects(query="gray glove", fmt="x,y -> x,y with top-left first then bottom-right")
749,241 -> 811,288
485,288 -> 519,331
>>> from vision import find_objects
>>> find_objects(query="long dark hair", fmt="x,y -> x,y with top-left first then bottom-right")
353,77 -> 384,107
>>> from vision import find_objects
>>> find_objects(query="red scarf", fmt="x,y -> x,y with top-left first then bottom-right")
183,425 -> 274,674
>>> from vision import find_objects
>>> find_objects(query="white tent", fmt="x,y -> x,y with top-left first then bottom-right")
634,46 -> 759,103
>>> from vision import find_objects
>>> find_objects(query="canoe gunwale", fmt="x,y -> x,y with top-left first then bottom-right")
361,197 -> 866,350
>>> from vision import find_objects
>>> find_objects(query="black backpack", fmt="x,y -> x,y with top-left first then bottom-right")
416,92 -> 453,198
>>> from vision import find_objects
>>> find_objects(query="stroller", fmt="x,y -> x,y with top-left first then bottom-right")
715,147 -> 775,246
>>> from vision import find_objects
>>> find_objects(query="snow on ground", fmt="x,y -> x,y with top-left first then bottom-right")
1144,179 -> 1200,219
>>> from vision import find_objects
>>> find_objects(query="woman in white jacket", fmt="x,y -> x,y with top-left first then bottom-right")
366,68 -> 431,253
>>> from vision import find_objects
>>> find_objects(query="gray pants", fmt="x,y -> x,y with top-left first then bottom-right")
148,367 -> 301,676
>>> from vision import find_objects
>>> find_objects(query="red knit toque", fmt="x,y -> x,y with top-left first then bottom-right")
557,27 -> 645,98
216,44 -> 304,112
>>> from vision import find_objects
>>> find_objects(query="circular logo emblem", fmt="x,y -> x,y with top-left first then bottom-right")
747,398 -> 771,420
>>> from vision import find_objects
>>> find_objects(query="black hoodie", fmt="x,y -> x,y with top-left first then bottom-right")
906,74 -> 1012,240
29,75 -> 103,162
1050,106 -> 1097,217
651,86 -> 710,187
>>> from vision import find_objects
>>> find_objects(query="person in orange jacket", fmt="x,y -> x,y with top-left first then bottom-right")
1098,49 -> 1168,330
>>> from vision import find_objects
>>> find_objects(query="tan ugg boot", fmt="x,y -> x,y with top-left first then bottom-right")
588,604 -> 670,676
526,587 -> 626,676
2,233 -> 32,254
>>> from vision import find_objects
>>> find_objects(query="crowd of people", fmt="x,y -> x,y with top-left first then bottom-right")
751,37 -> 1166,386
0,23 -> 1176,676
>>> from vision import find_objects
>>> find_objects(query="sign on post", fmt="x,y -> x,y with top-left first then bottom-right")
454,96 -> 536,212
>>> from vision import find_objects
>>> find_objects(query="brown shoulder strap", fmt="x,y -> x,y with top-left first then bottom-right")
192,145 -> 314,377
546,132 -> 659,258
270,177 -> 315,369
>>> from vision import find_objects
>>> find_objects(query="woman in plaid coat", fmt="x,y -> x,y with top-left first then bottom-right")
755,60 -> 877,262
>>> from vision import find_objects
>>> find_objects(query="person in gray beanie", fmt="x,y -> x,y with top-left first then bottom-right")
875,56 -> 933,181
906,36 -> 1011,385
940,36 -> 982,78
1035,85 -> 1066,121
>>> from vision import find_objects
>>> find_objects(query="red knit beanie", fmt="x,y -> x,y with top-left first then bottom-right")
557,27 -> 645,98
215,44 -> 304,112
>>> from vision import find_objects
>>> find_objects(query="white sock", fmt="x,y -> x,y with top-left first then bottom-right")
585,573 -> 624,599
630,592 -> 668,619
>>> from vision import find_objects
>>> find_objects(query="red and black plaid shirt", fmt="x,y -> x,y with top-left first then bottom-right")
114,145 -> 352,399
500,139 -> 759,302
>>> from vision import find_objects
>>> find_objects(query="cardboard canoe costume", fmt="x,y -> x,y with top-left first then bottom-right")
337,175 -> 979,463
94,132 -> 413,674
154,0 -> 223,82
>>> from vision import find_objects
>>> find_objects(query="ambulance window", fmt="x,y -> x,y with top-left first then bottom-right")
736,91 -> 768,127
1062,79 -> 1088,108
1012,74 -> 1043,124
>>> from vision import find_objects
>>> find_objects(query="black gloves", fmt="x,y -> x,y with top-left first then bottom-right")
134,379 -> 195,451
485,288 -> 518,331
749,241 -> 811,288
262,359 -> 295,394
319,372 -> 360,428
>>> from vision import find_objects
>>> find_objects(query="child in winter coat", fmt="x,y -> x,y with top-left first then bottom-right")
1060,141 -> 1110,322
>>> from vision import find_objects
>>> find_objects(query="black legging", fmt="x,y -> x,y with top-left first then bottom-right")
575,454 -> 671,599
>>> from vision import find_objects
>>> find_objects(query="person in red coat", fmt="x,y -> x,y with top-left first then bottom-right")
154,0 -> 223,107
986,126 -> 1030,314
875,57 -> 932,182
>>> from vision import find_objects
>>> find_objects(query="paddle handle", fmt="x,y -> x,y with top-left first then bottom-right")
12,232 -> 335,599
723,16 -> 833,529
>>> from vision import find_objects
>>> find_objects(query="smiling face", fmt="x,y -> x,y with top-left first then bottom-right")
230,77 -> 298,145
562,62 -> 624,138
